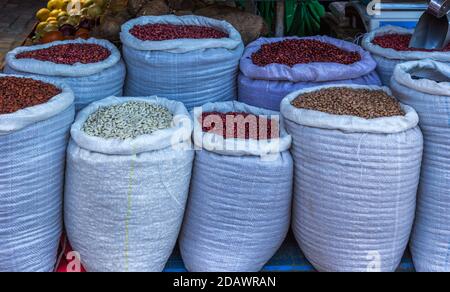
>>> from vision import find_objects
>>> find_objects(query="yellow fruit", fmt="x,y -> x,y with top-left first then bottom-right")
58,16 -> 69,26
46,17 -> 57,22
43,23 -> 59,33
57,11 -> 69,19
36,22 -> 48,34
36,8 -> 50,22
49,9 -> 61,18
62,0 -> 71,9
47,0 -> 64,11
67,15 -> 81,26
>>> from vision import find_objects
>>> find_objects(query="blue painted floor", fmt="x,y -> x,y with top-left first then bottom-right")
164,233 -> 415,272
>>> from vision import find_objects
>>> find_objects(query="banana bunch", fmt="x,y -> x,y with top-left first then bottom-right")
288,0 -> 325,37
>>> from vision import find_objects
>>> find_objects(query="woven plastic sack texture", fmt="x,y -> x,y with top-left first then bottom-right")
362,26 -> 450,86
120,15 -> 244,110
238,36 -> 381,111
0,74 -> 75,272
5,38 -> 125,111
281,84 -> 423,272
179,101 -> 293,272
391,60 -> 450,272
64,96 -> 194,272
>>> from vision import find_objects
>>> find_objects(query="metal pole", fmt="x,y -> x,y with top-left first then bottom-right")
275,0 -> 285,37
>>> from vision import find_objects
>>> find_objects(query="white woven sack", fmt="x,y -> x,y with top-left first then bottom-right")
65,96 -> 194,272
391,60 -> 450,272
0,74 -> 74,272
179,101 -> 293,271
281,84 -> 423,272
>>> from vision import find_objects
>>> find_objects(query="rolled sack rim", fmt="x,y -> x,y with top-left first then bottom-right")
239,35 -> 378,82
392,59 -> 450,97
362,25 -> 450,62
191,100 -> 292,157
70,96 -> 193,155
120,15 -> 243,53
5,38 -> 122,77
280,83 -> 419,134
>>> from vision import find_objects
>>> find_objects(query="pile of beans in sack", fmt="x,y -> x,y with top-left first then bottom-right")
179,101 -> 293,272
0,74 -> 75,272
120,15 -> 244,110
391,60 -> 450,272
362,26 -> 450,86
280,84 -> 423,272
5,39 -> 126,111
64,96 -> 194,272
238,36 -> 381,111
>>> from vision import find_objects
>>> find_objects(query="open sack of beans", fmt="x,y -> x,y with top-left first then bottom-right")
0,74 -> 75,272
238,36 -> 381,111
64,96 -> 194,272
120,15 -> 244,110
179,101 -> 293,272
362,26 -> 450,86
4,39 -> 126,112
391,60 -> 450,272
281,84 -> 423,272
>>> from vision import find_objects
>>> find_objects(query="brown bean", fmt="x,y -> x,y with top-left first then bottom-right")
291,87 -> 404,119
0,76 -> 61,114
16,44 -> 111,65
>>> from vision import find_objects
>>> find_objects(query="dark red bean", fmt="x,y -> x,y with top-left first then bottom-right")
16,44 -> 111,65
130,24 -> 229,41
251,39 -> 361,67
201,111 -> 279,140
372,34 -> 450,52
0,76 -> 61,114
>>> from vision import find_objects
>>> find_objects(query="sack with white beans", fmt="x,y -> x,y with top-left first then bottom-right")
64,96 -> 194,272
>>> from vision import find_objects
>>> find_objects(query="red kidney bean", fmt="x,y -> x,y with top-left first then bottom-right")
0,76 -> 61,114
130,24 -> 229,41
201,111 -> 279,140
372,34 -> 450,52
251,39 -> 361,67
16,44 -> 111,65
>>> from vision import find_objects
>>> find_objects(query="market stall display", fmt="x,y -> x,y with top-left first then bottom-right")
362,26 -> 450,85
0,74 -> 75,272
281,84 -> 423,272
391,60 -> 450,272
179,101 -> 293,272
4,38 -> 125,111
120,15 -> 244,110
238,36 -> 381,111
64,96 -> 194,272
34,0 -> 107,43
